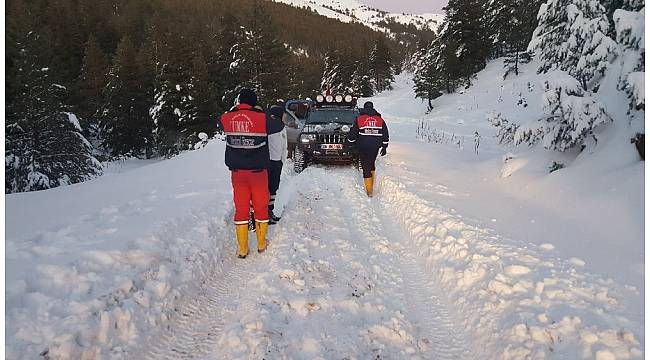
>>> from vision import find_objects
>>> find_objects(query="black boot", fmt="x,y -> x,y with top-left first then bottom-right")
268,211 -> 281,225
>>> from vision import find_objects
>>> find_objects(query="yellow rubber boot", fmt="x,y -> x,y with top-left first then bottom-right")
236,224 -> 249,258
364,177 -> 374,197
371,171 -> 375,182
256,221 -> 268,253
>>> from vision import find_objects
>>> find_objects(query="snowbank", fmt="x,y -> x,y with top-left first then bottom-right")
376,175 -> 642,358
371,66 -> 643,294
6,140 -> 234,358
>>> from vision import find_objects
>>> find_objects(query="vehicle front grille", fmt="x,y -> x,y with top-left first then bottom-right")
317,134 -> 346,144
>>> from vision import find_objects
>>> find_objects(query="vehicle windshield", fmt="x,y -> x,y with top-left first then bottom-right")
287,101 -> 310,120
306,109 -> 358,124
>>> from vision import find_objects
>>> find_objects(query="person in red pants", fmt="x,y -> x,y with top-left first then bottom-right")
221,88 -> 273,258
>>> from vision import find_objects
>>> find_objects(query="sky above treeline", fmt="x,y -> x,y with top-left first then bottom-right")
361,0 -> 447,13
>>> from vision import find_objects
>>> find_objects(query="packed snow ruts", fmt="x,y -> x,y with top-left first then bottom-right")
139,166 -> 472,359
133,163 -> 641,359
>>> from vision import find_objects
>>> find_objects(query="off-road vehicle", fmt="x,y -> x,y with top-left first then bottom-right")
293,94 -> 359,173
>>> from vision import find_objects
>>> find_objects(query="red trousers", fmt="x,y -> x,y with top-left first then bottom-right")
231,170 -> 269,224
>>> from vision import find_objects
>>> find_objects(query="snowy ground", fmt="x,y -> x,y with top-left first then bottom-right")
5,65 -> 644,359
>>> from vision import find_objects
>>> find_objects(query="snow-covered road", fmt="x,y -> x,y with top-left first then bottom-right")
133,162 -> 641,359
6,70 -> 643,359
141,166 -> 472,359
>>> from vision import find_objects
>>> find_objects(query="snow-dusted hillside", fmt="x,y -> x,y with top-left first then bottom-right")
271,0 -> 444,32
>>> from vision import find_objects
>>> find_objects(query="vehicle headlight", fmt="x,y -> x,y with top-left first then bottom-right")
341,125 -> 350,133
316,95 -> 324,103
325,95 -> 333,102
300,134 -> 315,143
344,94 -> 353,102
335,95 -> 343,102
314,125 -> 323,132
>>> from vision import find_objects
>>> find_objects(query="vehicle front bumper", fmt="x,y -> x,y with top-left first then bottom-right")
299,143 -> 356,163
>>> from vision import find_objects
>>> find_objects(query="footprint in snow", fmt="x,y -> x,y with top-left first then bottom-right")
348,274 -> 374,298
279,269 -> 305,287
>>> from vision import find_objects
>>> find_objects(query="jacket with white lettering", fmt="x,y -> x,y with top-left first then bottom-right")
347,108 -> 389,150
220,104 -> 272,170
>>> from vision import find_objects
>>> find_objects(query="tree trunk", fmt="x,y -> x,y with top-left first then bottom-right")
514,51 -> 519,76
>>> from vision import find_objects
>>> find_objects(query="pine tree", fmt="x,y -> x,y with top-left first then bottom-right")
183,54 -> 217,147
229,1 -> 291,105
321,49 -> 342,93
100,36 -> 154,158
146,16 -> 196,156
528,0 -> 617,90
285,55 -> 321,99
208,13 -> 243,117
413,0 -> 490,96
75,34 -> 110,134
613,6 -> 645,110
486,0 -> 516,58
352,56 -> 375,97
514,71 -> 612,151
41,0 -> 86,83
487,0 -> 542,77
321,47 -> 376,96
412,41 -> 444,110
369,37 -> 395,92
440,0 -> 491,86
413,34 -> 462,108
6,28 -> 101,193
321,49 -> 352,94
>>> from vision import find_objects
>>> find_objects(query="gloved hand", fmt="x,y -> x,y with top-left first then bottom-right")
380,147 -> 387,156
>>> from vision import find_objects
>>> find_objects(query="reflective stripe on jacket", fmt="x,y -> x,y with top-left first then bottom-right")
347,110 -> 389,149
221,104 -> 270,170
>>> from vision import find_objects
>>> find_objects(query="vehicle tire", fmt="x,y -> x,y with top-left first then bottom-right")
294,148 -> 306,173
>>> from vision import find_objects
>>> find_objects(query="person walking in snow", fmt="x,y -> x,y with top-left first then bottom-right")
221,88 -> 278,258
266,105 -> 287,224
347,101 -> 389,197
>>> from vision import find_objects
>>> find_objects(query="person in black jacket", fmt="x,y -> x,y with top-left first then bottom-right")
346,101 -> 389,197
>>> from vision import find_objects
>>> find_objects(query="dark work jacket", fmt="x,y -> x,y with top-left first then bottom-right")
347,108 -> 389,150
221,104 -> 277,170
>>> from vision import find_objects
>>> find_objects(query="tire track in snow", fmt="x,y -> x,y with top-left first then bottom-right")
140,168 -> 305,359
141,166 -> 472,359
374,170 -> 643,358
141,226 -> 251,359
392,245 -> 472,358
334,168 -> 472,359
